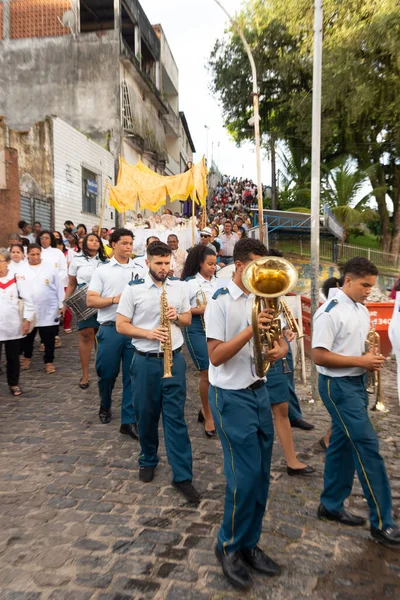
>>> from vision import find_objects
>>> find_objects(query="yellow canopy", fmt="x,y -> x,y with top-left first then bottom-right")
108,157 -> 208,213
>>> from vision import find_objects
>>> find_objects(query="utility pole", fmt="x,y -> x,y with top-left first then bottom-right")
271,134 -> 277,210
310,0 -> 323,400
213,0 -> 267,246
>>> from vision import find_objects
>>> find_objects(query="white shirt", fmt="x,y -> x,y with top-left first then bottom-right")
205,280 -> 262,390
69,254 -> 108,285
88,257 -> 145,323
185,273 -> 220,308
312,289 -> 370,377
0,269 -> 35,341
41,247 -> 68,287
67,248 -> 77,266
219,232 -> 239,257
170,248 -> 187,278
17,261 -> 64,327
133,255 -> 148,273
389,291 -> 400,353
9,260 -> 27,275
117,275 -> 191,353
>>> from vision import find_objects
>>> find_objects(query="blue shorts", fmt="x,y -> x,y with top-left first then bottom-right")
184,314 -> 209,371
78,313 -> 99,330
265,359 -> 289,405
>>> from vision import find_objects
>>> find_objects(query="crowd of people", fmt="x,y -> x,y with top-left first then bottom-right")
1,205 -> 399,591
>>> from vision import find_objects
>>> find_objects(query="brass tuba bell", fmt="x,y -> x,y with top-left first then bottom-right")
242,257 -> 299,378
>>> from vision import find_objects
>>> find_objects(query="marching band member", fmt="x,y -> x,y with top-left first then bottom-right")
116,242 -> 200,503
205,238 -> 283,591
87,229 -> 144,438
19,244 -> 65,374
0,248 -> 35,396
65,233 -> 108,389
312,257 -> 400,547
181,245 -> 218,437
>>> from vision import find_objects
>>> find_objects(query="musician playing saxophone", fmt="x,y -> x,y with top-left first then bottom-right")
312,257 -> 400,548
181,245 -> 221,438
116,242 -> 200,503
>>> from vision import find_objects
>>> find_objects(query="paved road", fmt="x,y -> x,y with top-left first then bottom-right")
0,331 -> 400,600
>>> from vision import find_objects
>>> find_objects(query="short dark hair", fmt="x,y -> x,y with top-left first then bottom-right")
167,234 -> 178,241
34,221 -> 42,226
146,236 -> 160,246
77,223 -> 87,234
82,233 -> 107,262
147,241 -> 172,259
27,243 -> 41,253
233,238 -> 268,263
37,230 -> 57,248
18,220 -> 28,229
343,257 -> 378,278
64,220 -> 74,227
110,228 -> 134,246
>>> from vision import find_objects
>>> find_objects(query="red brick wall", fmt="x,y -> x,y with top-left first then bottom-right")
10,0 -> 72,40
0,148 -> 20,247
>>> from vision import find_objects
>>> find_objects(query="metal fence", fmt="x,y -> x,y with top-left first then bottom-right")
247,226 -> 400,271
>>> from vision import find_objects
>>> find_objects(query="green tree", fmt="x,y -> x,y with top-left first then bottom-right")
208,0 -> 400,252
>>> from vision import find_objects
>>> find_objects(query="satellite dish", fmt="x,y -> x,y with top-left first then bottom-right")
61,9 -> 76,29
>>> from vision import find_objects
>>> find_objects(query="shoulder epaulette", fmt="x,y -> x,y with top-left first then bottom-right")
325,298 -> 339,313
129,279 -> 145,286
185,276 -> 196,282
168,276 -> 179,280
212,287 -> 230,300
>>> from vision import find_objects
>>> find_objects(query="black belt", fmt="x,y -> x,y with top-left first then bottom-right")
247,379 -> 265,390
134,346 -> 183,359
101,321 -> 116,327
223,255 -> 233,259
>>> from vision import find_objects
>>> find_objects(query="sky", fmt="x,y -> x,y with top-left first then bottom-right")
140,0 -> 272,185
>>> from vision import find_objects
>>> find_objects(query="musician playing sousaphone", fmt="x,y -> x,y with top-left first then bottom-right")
64,233 -> 108,389
181,245 -> 222,438
116,241 -> 200,503
312,257 -> 400,548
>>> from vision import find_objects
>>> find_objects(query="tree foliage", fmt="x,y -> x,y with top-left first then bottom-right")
208,0 -> 400,252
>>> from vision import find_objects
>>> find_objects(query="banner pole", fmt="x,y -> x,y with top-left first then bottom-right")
99,181 -> 108,233
191,192 -> 196,246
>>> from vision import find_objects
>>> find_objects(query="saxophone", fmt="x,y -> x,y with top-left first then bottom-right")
365,326 -> 387,413
160,283 -> 173,378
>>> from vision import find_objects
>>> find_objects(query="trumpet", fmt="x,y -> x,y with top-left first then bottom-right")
160,283 -> 173,378
242,257 -> 298,378
195,289 -> 207,330
365,326 -> 388,413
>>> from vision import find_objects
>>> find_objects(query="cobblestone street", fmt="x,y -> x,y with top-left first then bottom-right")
1,331 -> 400,600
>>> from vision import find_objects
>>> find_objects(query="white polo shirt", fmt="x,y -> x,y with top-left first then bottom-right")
69,253 -> 109,285
88,257 -> 145,323
185,273 -> 220,308
312,289 -> 370,377
117,275 -> 191,353
205,280 -> 263,390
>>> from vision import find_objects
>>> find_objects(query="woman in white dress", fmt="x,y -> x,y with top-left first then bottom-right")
9,244 -> 26,274
19,244 -> 65,374
65,234 -> 109,389
0,248 -> 35,395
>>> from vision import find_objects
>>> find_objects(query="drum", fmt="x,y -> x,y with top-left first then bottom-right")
63,285 -> 97,322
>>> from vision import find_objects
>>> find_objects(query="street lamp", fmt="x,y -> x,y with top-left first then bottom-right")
213,0 -> 267,246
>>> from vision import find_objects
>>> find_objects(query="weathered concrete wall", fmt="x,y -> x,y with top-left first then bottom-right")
0,31 -> 121,151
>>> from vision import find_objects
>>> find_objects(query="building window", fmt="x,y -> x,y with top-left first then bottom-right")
80,0 -> 114,33
82,168 -> 98,215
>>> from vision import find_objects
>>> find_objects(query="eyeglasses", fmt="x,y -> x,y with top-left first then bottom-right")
41,235 -> 51,240
200,234 -> 210,238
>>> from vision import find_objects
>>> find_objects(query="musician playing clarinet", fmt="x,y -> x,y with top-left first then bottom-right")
116,242 -> 200,503
312,257 -> 400,547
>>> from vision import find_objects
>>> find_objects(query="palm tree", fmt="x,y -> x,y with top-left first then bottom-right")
277,143 -> 311,210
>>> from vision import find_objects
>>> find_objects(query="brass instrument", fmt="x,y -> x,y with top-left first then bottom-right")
281,298 -> 304,340
160,283 -> 173,378
195,288 -> 207,330
365,326 -> 388,413
242,257 -> 298,378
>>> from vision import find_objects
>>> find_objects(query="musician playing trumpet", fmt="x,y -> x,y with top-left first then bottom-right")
312,257 -> 400,548
116,242 -> 200,503
181,245 -> 221,438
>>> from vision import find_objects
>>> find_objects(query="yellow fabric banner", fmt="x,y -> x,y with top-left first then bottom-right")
108,157 -> 208,213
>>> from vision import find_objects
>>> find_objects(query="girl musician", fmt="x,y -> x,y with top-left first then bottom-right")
64,233 -> 108,389
181,245 -> 220,437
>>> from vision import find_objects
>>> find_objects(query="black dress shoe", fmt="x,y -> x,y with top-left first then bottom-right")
120,423 -> 139,440
319,437 -> 328,451
290,418 -> 315,430
287,465 -> 316,477
99,407 -> 112,424
139,466 -> 155,483
205,428 -> 217,438
79,379 -> 89,390
241,546 -> 281,576
215,545 -> 252,590
172,480 -> 201,503
371,525 -> 400,548
317,503 -> 366,526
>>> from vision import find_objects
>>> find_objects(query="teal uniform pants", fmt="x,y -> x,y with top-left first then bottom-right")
131,351 -> 193,483
319,374 -> 394,530
96,323 -> 135,425
209,383 -> 274,554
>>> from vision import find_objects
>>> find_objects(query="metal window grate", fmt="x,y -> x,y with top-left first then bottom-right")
10,0 -> 72,40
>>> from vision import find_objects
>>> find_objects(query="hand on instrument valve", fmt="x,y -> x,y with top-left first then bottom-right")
361,352 -> 386,372
147,326 -> 169,343
166,305 -> 178,321
256,308 -> 275,331
264,340 -> 287,363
